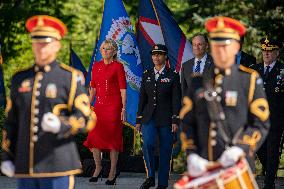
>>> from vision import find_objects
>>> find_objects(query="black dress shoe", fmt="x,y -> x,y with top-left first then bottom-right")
140,177 -> 155,189
105,175 -> 117,185
156,186 -> 167,189
89,170 -> 103,182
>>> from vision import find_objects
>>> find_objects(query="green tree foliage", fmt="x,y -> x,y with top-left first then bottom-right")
1,0 -> 283,92
162,0 -> 284,61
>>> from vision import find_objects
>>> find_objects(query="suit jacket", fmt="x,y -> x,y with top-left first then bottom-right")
181,64 -> 270,168
251,61 -> 284,128
2,61 -> 95,177
136,67 -> 181,126
181,54 -> 213,97
239,51 -> 256,68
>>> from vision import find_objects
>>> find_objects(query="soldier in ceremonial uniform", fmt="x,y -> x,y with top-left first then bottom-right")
0,15 -> 96,189
252,37 -> 284,189
179,17 -> 270,179
136,44 -> 181,189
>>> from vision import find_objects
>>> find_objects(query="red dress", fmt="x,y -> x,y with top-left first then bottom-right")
84,60 -> 126,152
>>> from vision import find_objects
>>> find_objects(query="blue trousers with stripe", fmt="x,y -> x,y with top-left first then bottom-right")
142,119 -> 174,187
17,175 -> 75,189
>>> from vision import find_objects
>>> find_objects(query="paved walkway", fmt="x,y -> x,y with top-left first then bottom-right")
1,173 -> 284,189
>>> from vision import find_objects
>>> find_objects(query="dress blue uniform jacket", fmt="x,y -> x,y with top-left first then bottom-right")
180,64 -> 270,168
2,61 -> 96,177
136,67 -> 181,126
251,61 -> 284,125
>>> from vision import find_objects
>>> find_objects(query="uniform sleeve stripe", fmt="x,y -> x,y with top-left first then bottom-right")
60,64 -> 78,111
248,71 -> 257,104
68,71 -> 77,112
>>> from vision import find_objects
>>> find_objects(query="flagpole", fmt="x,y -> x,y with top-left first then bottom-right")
149,0 -> 161,26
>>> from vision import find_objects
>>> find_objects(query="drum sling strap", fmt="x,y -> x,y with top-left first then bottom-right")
203,77 -> 243,148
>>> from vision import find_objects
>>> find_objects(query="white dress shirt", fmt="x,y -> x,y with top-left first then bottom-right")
154,64 -> 166,80
263,61 -> 276,73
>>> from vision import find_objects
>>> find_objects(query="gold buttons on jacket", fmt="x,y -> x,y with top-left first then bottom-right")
33,126 -> 39,133
216,96 -> 222,102
32,72 -> 43,144
35,100 -> 39,106
36,83 -> 41,88
32,135 -> 38,142
35,91 -> 40,96
215,74 -> 223,85
38,74 -> 43,80
210,130 -> 217,137
44,65 -> 51,72
216,87 -> 222,94
34,108 -> 39,115
210,140 -> 217,146
34,117 -> 39,124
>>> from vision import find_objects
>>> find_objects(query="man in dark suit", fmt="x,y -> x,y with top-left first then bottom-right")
236,37 -> 257,68
181,33 -> 213,97
136,44 -> 181,189
252,37 -> 284,189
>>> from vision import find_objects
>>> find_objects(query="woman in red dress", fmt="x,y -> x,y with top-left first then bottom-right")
83,39 -> 127,185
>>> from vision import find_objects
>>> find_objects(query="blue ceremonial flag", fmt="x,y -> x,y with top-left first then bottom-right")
137,0 -> 193,71
86,0 -> 143,127
0,44 -> 6,108
70,47 -> 87,77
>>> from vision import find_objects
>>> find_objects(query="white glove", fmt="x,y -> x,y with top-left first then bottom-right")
41,112 -> 61,134
187,154 -> 209,177
219,146 -> 244,167
1,161 -> 15,177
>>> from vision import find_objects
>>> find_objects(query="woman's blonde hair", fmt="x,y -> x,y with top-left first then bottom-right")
100,38 -> 118,59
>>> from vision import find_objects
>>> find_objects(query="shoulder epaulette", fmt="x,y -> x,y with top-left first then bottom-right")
60,63 -> 76,73
13,66 -> 33,76
239,65 -> 258,75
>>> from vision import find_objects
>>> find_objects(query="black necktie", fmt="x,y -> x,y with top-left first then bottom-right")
194,60 -> 201,73
264,65 -> 270,80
